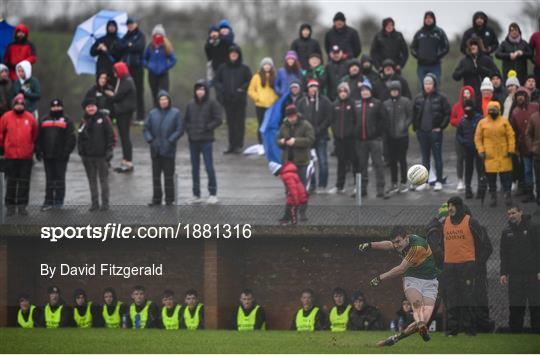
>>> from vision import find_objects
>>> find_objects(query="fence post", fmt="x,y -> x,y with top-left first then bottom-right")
0,172 -> 4,224
355,173 -> 362,207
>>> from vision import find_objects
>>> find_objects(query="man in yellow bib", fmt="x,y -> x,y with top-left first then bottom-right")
102,287 -> 128,328
40,286 -> 71,328
290,289 -> 328,331
328,287 -> 351,331
129,285 -> 159,329
179,289 -> 204,330
230,289 -> 266,330
160,290 -> 182,330
16,293 -> 38,328
73,289 -> 101,328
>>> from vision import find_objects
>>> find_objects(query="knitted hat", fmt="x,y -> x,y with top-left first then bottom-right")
268,162 -> 282,176
285,104 -> 298,117
285,50 -> 298,61
337,81 -> 350,93
381,59 -> 395,69
81,97 -> 97,109
333,12 -> 346,22
289,79 -> 302,90
307,79 -> 319,88
0,63 -> 8,73
389,80 -> 401,91
359,80 -> 372,91
152,24 -> 166,37
480,77 -> 494,92
506,70 -> 520,87
423,74 -> 435,85
260,57 -> 274,68
438,203 -> 448,219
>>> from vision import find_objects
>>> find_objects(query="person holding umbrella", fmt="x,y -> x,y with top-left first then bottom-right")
90,20 -> 121,86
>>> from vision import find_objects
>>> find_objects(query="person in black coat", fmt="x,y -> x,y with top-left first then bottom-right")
453,38 -> 500,103
115,18 -> 146,122
324,45 -> 348,101
36,99 -> 76,210
347,291 -> 384,330
359,55 -> 385,100
460,11 -> 500,56
496,23 -> 533,84
290,23 -> 322,70
214,45 -> 252,154
205,25 -> 232,81
370,17 -> 409,72
84,72 -> 114,118
324,12 -> 361,60
89,20 -> 120,86
379,59 -> 412,101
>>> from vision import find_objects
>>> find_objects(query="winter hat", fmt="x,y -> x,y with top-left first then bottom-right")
289,79 -> 302,90
285,104 -> 298,117
389,80 -> 401,92
152,24 -> 166,37
50,99 -> 63,107
12,93 -> 25,106
381,59 -> 395,69
438,202 -> 448,219
0,64 -> 7,73
126,17 -> 136,25
506,71 -> 520,88
81,97 -> 97,109
285,50 -> 298,61
480,77 -> 494,92
268,162 -> 282,176
307,79 -> 319,88
260,57 -> 274,68
359,80 -> 372,92
218,19 -> 232,30
333,12 -> 346,22
423,74 -> 435,86
337,81 -> 350,93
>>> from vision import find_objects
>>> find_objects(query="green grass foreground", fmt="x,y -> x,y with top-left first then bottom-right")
0,329 -> 539,353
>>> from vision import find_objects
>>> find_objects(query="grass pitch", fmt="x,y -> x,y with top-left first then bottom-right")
0,329 -> 538,353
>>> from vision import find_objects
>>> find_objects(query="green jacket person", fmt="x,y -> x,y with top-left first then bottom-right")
230,289 -> 266,330
40,286 -> 72,328
160,290 -> 182,330
129,285 -> 159,329
73,289 -> 102,328
290,289 -> 328,331
16,293 -> 38,328
328,287 -> 351,332
179,289 -> 204,330
102,287 -> 128,328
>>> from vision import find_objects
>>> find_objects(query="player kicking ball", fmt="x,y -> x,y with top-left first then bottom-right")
358,226 -> 440,347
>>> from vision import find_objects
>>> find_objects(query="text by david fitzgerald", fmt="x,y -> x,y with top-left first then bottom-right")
41,264 -> 163,279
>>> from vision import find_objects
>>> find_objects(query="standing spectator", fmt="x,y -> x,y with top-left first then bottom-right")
496,23 -> 533,84
456,100 -> 485,199
412,73 -> 451,191
214,45 -> 252,154
36,99 -> 76,210
491,73 -> 507,104
303,53 -> 327,95
324,12 -> 361,60
3,24 -> 36,81
290,23 -> 322,70
500,205 -> 540,333
328,287 -> 351,332
509,88 -> 539,203
248,57 -> 278,146
78,98 -> 115,212
277,104 -> 315,187
383,80 -> 412,194
527,110 -> 540,206
410,11 -> 449,87
391,299 -> 415,333
84,72 -> 114,117
12,60 -> 40,117
106,62 -> 136,173
275,51 -> 303,97
530,19 -> 540,85
342,59 -> 364,100
230,289 -> 267,331
460,11 -> 500,56
0,94 -> 37,216
452,38 -> 499,100
204,26 -> 230,83
324,45 -> 348,102
143,91 -> 184,206
328,82 -> 357,194
503,72 -> 520,118
525,75 -> 540,103
185,80 -> 223,205
359,55 -> 385,99
116,18 -> 146,122
297,80 -> 332,192
450,86 -> 475,128
479,78 -> 494,118
290,289 -> 327,331
442,196 -> 490,336
474,101 -> 516,207
283,80 -> 304,108
89,20 -> 120,85
354,81 -> 387,198
269,161 -> 308,225
347,291 -> 384,331
144,24 -> 177,108
370,17 -> 409,72
379,59 -> 412,101
0,64 -> 12,116
218,19 -> 235,44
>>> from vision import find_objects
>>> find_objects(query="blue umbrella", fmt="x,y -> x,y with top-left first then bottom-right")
260,93 -> 289,165
67,10 -> 127,75
0,20 -> 15,62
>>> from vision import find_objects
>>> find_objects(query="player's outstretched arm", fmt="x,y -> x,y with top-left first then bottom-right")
358,241 -> 393,251
380,259 -> 410,281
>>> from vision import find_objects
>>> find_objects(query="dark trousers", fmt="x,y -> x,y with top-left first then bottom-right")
486,172 -> 512,193
129,65 -> 145,121
474,264 -> 492,332
224,101 -> 246,150
311,138 -> 329,189
462,144 -> 486,189
148,72 -> 170,108
116,112 -> 133,162
255,107 -> 267,144
82,156 -> 109,207
151,155 -> 175,204
355,138 -> 385,193
388,136 -> 408,184
189,141 -> 217,197
456,140 -> 465,180
534,158 -> 540,205
444,261 -> 476,335
334,138 -> 357,190
417,130 -> 443,182
296,164 -> 308,187
43,158 -> 68,206
508,273 -> 540,333
4,159 -> 32,206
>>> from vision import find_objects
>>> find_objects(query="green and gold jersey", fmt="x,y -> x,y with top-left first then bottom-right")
401,235 -> 440,280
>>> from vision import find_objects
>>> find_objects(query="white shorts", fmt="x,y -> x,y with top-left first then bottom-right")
403,276 -> 439,301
